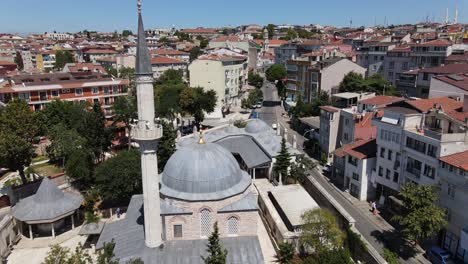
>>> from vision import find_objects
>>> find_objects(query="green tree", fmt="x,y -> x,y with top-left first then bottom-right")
122,30 -> 133,37
67,243 -> 93,264
14,51 -> 24,70
190,46 -> 203,61
339,72 -> 399,95
154,83 -> 185,119
392,183 -> 447,244
248,72 -> 264,89
297,29 -> 312,39
301,208 -> 344,254
200,39 -> 209,49
113,96 -> 137,149
81,103 -> 112,161
266,64 -> 287,82
179,87 -> 217,127
289,154 -> 315,184
42,244 -> 70,264
174,31 -> 191,42
157,120 -> 176,173
156,69 -> 184,85
46,124 -> 87,167
383,248 -> 399,264
276,81 -> 286,99
266,24 -> 275,39
65,148 -> 94,185
274,138 -> 291,184
275,242 -> 294,264
303,249 -> 352,264
280,29 -> 297,40
0,99 -> 38,183
202,222 -> 228,264
97,241 -> 119,264
158,37 -> 170,44
95,149 -> 141,203
55,50 -> 75,70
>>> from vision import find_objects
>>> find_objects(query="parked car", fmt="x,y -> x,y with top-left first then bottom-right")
272,123 -> 277,130
426,246 -> 455,264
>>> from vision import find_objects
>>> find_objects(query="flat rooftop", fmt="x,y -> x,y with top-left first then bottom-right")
270,184 -> 319,229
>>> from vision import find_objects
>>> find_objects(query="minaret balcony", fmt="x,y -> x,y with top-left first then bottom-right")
131,125 -> 162,141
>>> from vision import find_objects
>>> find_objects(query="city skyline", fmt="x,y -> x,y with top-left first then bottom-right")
1,0 -> 466,34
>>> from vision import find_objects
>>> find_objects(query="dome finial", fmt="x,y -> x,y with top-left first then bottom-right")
198,130 -> 205,144
137,0 -> 142,14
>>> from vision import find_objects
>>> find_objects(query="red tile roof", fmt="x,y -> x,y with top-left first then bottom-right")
410,39 -> 452,47
254,39 -> 288,46
181,28 -> 217,34
359,96 -> 405,106
334,138 -> 377,160
419,63 -> 468,74
406,97 -> 463,113
440,150 -> 468,171
150,56 -> 185,65
446,53 -> 468,63
0,61 -> 17,66
446,110 -> 468,123
319,105 -> 340,113
354,111 -> 382,140
433,74 -> 468,92
149,49 -> 188,56
85,49 -> 117,54
211,36 -> 241,42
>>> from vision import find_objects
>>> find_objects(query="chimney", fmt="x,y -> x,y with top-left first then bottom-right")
463,95 -> 468,112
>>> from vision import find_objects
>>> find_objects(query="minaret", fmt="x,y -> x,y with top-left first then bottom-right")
132,0 -> 163,248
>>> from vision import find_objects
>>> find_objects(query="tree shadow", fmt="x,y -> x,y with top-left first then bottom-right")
370,229 -> 420,260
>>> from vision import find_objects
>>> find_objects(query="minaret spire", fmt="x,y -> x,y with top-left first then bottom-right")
132,0 -> 163,248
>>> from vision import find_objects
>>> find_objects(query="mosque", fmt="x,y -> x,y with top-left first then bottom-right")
96,1 -> 271,262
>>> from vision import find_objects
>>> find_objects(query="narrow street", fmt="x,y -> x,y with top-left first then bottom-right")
257,81 -> 429,264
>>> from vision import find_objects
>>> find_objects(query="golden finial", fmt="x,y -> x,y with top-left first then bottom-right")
137,0 -> 142,14
198,130 -> 205,144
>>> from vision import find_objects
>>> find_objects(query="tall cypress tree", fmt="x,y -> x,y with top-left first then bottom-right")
274,137 -> 291,184
202,222 -> 227,264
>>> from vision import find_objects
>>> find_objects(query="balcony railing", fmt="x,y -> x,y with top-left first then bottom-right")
130,122 -> 162,140
406,167 -> 421,178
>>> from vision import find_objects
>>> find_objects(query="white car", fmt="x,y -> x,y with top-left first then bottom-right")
272,123 -> 277,130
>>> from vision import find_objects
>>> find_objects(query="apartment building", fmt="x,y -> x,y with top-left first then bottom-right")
151,56 -> 187,79
319,105 -> 341,161
409,39 -> 452,69
372,97 -> 468,199
398,63 -> 468,98
20,50 -> 34,71
0,72 -> 129,118
429,73 -> 468,100
275,40 -> 323,66
383,45 -> 412,86
208,36 -> 259,70
334,139 -> 377,201
356,42 -> 396,76
45,32 -> 74,41
285,58 -> 366,102
189,54 -> 248,117
36,50 -> 56,71
84,49 -> 118,63
438,150 -> 468,263
149,49 -> 190,62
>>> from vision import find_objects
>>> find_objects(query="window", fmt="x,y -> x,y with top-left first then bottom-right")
406,137 -> 426,153
423,72 -> 429,81
112,86 -> 118,93
406,157 -> 422,177
92,87 -> 99,94
61,89 -> 70,93
447,184 -> 456,200
380,147 -> 385,158
18,92 -> 30,101
388,150 -> 393,161
386,169 -> 391,179
93,98 -> 99,104
388,72 -> 394,79
427,144 -> 437,158
51,90 -> 59,97
423,164 -> 435,179
352,173 -> 359,181
402,62 -> 409,70
227,216 -> 239,235
380,130 -> 400,143
348,156 -> 357,166
389,61 -> 395,69
344,133 -> 349,141
173,224 -> 183,238
75,88 -> 83,95
393,172 -> 399,183
200,209 -> 212,237
345,119 -> 349,125
103,87 -> 109,94
378,166 -> 383,176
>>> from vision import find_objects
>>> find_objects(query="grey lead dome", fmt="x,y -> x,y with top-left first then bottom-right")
245,119 -> 271,133
160,142 -> 251,201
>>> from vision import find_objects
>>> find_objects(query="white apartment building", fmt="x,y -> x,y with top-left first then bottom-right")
438,150 -> 468,263
189,55 -> 248,117
334,139 -> 377,201
45,32 -> 74,41
372,97 -> 468,199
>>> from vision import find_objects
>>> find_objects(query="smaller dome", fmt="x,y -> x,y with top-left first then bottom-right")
245,119 -> 271,134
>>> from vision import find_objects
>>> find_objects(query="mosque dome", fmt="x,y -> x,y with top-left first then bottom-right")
160,142 -> 251,201
245,119 -> 271,134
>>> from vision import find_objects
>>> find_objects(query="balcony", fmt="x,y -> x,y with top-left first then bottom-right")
406,167 -> 421,179
130,122 -> 162,141
423,128 -> 465,142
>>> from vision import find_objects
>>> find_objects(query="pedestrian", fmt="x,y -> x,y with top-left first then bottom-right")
372,201 -> 378,215
116,207 -> 121,219
371,201 -> 376,213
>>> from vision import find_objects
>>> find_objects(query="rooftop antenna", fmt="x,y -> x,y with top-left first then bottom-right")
350,18 -> 353,28
454,6 -> 459,24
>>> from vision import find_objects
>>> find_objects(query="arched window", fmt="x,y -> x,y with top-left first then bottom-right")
200,208 -> 212,237
227,216 -> 239,235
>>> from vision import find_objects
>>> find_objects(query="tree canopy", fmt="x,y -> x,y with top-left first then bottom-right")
14,51 -> 23,70
266,64 -> 287,82
95,149 -> 142,203
247,72 -> 264,89
300,208 -> 344,254
157,121 -> 176,173
55,50 -> 75,70
274,138 -> 291,184
392,182 -> 447,243
0,99 -> 39,183
339,72 -> 399,96
190,46 -> 203,62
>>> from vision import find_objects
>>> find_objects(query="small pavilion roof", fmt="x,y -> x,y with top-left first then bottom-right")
12,178 -> 83,223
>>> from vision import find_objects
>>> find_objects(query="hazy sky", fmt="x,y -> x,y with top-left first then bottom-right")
1,0 -> 466,34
